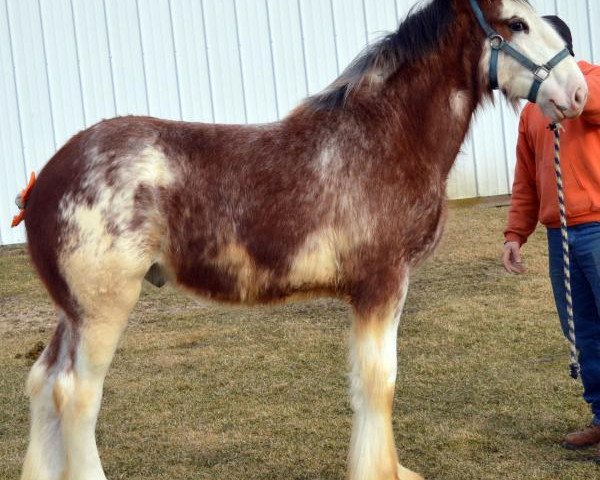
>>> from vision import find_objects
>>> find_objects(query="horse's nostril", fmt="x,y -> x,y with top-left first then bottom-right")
573,87 -> 586,110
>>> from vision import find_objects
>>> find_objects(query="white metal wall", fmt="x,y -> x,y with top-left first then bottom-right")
1,0 -> 598,245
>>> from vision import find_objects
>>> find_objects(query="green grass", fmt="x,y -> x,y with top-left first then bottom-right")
1,203 -> 599,479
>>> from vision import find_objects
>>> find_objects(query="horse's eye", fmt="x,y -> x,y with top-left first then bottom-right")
509,20 -> 528,33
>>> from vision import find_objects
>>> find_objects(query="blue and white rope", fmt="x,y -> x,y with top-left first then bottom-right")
550,122 -> 579,380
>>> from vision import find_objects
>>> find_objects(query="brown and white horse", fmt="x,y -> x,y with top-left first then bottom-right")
18,0 -> 586,479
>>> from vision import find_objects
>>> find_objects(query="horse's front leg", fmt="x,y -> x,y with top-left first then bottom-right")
347,273 -> 422,480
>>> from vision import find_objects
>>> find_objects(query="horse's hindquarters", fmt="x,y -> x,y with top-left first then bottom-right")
21,121 -> 167,480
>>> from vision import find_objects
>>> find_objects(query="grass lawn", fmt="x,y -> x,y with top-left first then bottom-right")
1,201 -> 599,479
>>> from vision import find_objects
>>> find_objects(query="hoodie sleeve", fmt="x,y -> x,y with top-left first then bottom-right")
504,111 -> 540,245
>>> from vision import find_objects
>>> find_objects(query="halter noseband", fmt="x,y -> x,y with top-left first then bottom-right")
468,0 -> 571,103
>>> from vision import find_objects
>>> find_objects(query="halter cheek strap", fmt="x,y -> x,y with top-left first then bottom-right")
468,0 -> 571,103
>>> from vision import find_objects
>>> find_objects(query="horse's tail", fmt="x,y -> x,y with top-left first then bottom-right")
11,171 -> 36,227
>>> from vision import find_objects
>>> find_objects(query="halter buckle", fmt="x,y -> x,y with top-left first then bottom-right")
533,65 -> 550,82
489,34 -> 504,50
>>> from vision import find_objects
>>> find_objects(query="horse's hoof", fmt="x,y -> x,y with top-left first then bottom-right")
397,464 -> 424,480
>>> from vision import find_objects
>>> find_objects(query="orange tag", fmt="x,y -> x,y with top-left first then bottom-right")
11,172 -> 36,228
11,211 -> 25,228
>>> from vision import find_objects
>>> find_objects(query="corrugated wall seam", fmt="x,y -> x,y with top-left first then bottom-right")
69,0 -> 88,127
264,0 -> 280,119
585,0 -> 595,63
199,0 -> 216,122
470,136 -> 481,198
101,0 -> 119,114
499,103 -> 511,193
360,0 -> 369,45
167,0 -> 183,120
232,0 -> 248,123
296,0 -> 310,96
3,0 -> 26,182
36,0 -> 57,150
328,0 -> 340,75
134,0 -> 151,115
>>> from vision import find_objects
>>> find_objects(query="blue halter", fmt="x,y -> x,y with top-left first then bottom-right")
468,0 -> 571,103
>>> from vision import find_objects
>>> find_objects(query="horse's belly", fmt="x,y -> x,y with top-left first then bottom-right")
170,242 -> 260,303
171,232 -> 340,304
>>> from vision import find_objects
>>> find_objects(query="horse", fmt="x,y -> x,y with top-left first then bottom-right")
17,0 -> 586,479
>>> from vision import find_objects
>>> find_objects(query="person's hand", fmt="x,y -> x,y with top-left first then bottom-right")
502,241 -> 525,274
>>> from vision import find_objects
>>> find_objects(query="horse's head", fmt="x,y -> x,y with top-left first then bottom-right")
472,0 -> 587,122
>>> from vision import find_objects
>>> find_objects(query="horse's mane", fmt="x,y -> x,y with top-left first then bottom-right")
305,0 -> 455,111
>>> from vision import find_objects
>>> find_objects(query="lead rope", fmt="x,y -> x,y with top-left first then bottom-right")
550,122 -> 579,379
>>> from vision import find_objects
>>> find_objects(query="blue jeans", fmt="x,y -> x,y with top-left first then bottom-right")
548,223 -> 600,423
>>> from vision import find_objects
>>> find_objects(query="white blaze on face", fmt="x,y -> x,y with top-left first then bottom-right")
481,0 -> 587,120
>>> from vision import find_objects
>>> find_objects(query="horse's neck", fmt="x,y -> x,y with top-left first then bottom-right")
379,38 -> 484,176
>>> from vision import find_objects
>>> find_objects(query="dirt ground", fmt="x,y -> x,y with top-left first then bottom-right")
1,201 -> 599,479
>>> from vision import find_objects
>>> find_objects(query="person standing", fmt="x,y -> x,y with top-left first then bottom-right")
502,16 -> 600,450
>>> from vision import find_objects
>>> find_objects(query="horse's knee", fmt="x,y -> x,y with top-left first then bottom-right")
26,357 -> 76,416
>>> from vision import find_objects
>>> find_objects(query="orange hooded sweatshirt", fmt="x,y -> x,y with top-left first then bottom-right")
504,61 -> 600,245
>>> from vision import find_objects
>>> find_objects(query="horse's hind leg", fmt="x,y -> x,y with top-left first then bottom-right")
21,313 -> 72,480
22,258 -> 145,480
347,272 -> 423,480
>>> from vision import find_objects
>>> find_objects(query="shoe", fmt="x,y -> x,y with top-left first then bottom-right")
562,424 -> 600,450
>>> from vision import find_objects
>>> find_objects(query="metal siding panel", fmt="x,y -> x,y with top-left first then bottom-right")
40,0 -> 86,147
0,0 -> 26,245
363,0 -> 397,43
104,0 -> 148,115
590,0 -> 599,64
170,0 -> 213,122
501,101 -> 527,193
447,143 -> 478,200
298,0 -> 338,94
331,0 -> 367,70
235,0 -> 278,122
7,0 -> 55,175
72,0 -> 117,125
501,101 -> 523,192
471,93 -> 510,197
202,0 -> 246,123
267,0 -> 307,116
137,0 -> 181,119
